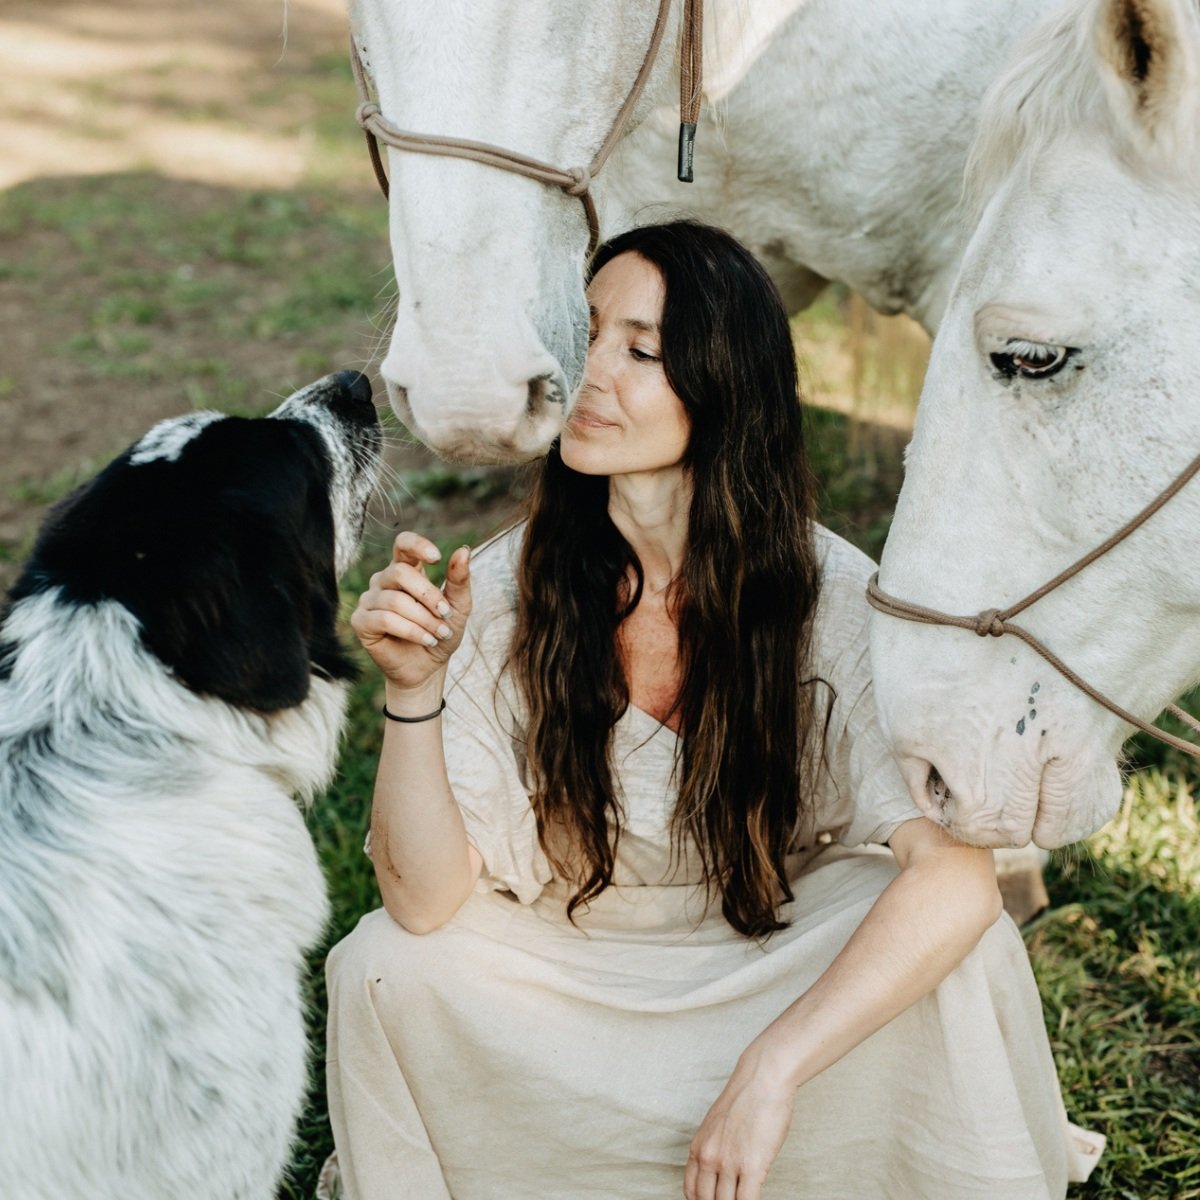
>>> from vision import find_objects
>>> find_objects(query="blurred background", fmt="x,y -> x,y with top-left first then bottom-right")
0,0 -> 929,589
1,3 -> 1194,1197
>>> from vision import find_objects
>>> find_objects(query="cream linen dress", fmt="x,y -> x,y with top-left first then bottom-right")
325,525 -> 1103,1200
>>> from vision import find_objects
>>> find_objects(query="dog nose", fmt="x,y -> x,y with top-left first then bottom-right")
333,370 -> 374,412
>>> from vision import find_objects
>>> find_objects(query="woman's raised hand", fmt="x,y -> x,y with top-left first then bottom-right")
350,532 -> 472,692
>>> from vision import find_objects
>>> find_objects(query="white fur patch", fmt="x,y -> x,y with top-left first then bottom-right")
130,411 -> 224,465
274,382 -> 378,576
0,593 -> 344,1198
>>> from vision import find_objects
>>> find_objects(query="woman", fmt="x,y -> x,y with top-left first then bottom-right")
327,222 -> 1100,1199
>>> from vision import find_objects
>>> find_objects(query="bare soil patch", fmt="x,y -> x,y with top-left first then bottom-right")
0,0 -> 501,591
0,0 -> 914,595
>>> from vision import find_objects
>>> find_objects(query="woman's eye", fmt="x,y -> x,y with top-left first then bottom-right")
587,328 -> 597,345
989,339 -> 1075,380
630,347 -> 660,363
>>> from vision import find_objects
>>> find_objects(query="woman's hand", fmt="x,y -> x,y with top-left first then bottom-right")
684,1048 -> 794,1200
350,532 -> 472,691
683,819 -> 1000,1200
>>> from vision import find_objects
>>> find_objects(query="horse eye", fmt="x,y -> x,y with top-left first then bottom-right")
989,340 -> 1074,380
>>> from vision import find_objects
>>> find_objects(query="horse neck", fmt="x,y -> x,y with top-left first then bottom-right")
607,0 -> 1047,330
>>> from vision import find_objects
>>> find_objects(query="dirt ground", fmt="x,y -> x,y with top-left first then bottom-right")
0,0 -> 920,595
0,0 -> 452,591
0,0 -> 345,191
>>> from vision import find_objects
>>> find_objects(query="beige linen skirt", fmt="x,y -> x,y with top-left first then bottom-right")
325,845 -> 1102,1199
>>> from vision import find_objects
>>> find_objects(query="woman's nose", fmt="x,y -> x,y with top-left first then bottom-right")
583,334 -> 616,389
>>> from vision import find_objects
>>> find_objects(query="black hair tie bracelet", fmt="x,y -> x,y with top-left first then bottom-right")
381,699 -> 446,724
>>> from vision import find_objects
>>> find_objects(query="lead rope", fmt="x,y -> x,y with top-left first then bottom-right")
677,0 -> 704,181
350,0 -> 700,258
867,449 -> 1200,759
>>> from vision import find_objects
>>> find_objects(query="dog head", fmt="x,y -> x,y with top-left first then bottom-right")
5,371 -> 381,713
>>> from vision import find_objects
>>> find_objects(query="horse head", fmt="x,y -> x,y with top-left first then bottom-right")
871,0 -> 1200,849
349,0 -> 676,463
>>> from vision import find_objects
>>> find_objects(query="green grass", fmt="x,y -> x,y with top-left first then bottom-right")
284,646 -> 386,1200
1,174 -> 393,400
1031,774 -> 1200,1197
8,460 -> 103,507
283,547 -> 469,1200
806,405 -> 904,561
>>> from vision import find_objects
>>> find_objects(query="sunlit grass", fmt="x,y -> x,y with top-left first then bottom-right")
1031,774 -> 1200,1198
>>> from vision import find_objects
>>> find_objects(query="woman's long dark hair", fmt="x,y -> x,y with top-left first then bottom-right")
512,221 -> 822,938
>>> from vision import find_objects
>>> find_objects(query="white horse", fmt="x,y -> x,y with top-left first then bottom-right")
348,0 -> 1042,462
869,0 -> 1200,850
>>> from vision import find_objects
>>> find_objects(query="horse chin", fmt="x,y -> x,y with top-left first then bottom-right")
895,718 -> 1125,852
938,801 -> 1040,853
383,378 -> 562,465
1030,754 -> 1124,850
934,750 -> 1123,851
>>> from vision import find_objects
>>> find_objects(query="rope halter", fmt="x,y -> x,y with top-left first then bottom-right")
867,449 -> 1200,759
349,0 -> 704,258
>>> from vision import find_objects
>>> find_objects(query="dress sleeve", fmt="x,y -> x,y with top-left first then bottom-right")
438,539 -> 551,905
831,640 -> 926,846
809,530 -> 927,847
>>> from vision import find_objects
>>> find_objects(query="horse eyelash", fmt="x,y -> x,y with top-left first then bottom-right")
1004,338 -> 1062,361
989,340 -> 1077,381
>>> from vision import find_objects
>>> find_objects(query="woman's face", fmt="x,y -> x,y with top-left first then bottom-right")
560,252 -> 690,479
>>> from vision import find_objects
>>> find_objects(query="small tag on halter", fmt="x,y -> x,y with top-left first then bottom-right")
677,122 -> 697,183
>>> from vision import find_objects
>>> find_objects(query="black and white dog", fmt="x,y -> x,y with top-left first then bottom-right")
0,372 -> 380,1199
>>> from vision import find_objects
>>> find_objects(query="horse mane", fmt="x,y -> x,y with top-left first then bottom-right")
961,0 -> 1200,222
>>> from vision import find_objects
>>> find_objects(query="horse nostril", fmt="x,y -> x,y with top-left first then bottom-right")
526,373 -> 565,415
927,765 -> 953,813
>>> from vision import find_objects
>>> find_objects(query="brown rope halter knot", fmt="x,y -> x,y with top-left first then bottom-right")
350,0 -> 703,258
974,609 -> 1005,638
867,448 -> 1200,759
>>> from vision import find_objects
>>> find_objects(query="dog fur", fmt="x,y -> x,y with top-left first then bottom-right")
0,372 -> 380,1199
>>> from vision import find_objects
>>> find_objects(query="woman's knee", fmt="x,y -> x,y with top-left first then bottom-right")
326,907 -> 417,999
953,910 -> 1039,1006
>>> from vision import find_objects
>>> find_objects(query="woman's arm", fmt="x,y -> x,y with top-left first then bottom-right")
369,672 -> 484,934
684,818 -> 1002,1200
351,533 -> 484,934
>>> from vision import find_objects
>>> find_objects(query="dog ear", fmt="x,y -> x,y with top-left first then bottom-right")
128,464 -> 358,713
136,545 -> 340,712
19,419 -> 358,714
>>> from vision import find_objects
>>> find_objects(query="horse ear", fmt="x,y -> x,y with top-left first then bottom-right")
1095,0 -> 1200,149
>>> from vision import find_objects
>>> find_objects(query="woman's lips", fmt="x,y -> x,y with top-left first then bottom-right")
566,408 -> 618,430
